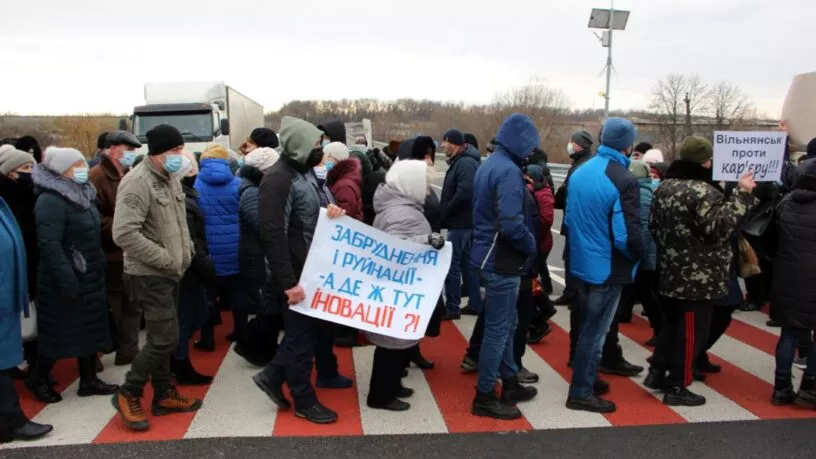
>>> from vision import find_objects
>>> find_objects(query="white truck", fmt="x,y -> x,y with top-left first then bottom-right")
126,81 -> 264,155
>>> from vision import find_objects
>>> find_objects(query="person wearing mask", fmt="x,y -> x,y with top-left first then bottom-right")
111,125 -> 201,431
631,142 -> 652,161
171,151 -> 216,385
15,135 -> 43,164
768,160 -> 816,407
325,142 -> 364,222
0,196 -> 53,443
470,113 -> 540,420
553,130 -> 594,306
565,118 -> 644,414
252,116 -> 348,424
241,128 -> 279,154
628,161 -> 662,346
642,149 -> 664,165
0,146 -> 38,305
234,147 -> 281,366
25,147 -> 118,403
89,131 -> 143,366
367,160 -> 445,411
87,132 -> 109,168
645,137 -> 756,407
440,129 -> 482,320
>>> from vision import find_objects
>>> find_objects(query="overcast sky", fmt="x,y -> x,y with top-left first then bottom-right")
0,0 -> 812,116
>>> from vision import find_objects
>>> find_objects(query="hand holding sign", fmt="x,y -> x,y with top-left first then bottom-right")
327,204 -> 346,219
285,285 -> 306,305
739,171 -> 757,194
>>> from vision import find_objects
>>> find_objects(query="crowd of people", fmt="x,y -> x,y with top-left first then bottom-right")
1,113 -> 815,442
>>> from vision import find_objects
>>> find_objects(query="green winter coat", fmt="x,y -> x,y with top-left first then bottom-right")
32,165 -> 111,359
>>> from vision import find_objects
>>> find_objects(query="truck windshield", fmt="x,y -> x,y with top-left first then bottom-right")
134,112 -> 213,141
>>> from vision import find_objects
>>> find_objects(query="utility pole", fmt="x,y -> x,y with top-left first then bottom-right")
684,92 -> 692,136
603,1 -> 614,119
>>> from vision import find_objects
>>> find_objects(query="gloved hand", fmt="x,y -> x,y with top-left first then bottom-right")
428,233 -> 445,250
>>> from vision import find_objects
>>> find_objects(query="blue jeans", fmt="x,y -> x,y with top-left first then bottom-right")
775,326 -> 816,380
444,229 -> 482,314
476,271 -> 520,394
569,283 -> 623,399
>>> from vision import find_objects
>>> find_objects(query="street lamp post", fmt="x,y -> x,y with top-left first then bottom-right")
588,2 -> 630,120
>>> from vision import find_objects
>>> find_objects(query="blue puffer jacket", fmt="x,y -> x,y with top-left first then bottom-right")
195,159 -> 241,276
637,177 -> 657,271
565,145 -> 644,285
0,198 -> 27,370
471,114 -> 539,275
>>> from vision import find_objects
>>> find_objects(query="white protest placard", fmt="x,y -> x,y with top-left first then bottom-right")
294,209 -> 452,340
713,131 -> 787,182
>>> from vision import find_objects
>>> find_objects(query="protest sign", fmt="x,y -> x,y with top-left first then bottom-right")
294,209 -> 452,340
712,131 -> 787,182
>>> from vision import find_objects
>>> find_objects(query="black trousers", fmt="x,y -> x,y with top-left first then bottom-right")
635,270 -> 663,336
201,275 -> 244,342
651,299 -> 713,388
368,347 -> 409,406
263,308 -> 332,410
569,286 -> 624,365
704,305 -> 738,354
466,277 -> 535,369
245,314 -> 283,363
33,355 -> 97,385
315,323 -> 339,381
0,370 -> 27,435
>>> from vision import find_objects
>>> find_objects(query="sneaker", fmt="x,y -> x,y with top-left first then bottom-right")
252,371 -> 290,410
368,399 -> 410,412
316,374 -> 353,389
793,357 -> 808,370
599,360 -> 644,377
663,386 -> 706,407
295,403 -> 338,424
472,390 -> 522,420
152,387 -> 203,416
566,395 -> 616,413
78,378 -> 119,397
111,390 -> 149,431
517,367 -> 540,384
460,355 -> 478,373
501,376 -> 538,404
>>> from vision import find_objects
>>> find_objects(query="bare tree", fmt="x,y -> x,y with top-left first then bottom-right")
650,74 -> 707,159
705,81 -> 751,130
491,79 -> 569,153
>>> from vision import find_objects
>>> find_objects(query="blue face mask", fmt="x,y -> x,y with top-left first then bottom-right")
325,161 -> 335,171
237,157 -> 245,167
72,167 -> 89,184
321,140 -> 330,148
163,154 -> 184,173
651,179 -> 660,190
121,152 -> 137,168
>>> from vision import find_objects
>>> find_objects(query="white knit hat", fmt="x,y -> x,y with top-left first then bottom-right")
245,147 -> 279,171
385,159 -> 428,204
43,146 -> 86,174
324,142 -> 350,161
642,149 -> 664,165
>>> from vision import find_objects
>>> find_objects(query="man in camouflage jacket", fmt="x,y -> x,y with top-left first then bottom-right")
645,136 -> 756,407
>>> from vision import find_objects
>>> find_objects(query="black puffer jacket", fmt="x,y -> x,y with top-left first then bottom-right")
770,165 -> 816,329
182,179 -> 216,287
32,165 -> 111,359
238,165 -> 266,288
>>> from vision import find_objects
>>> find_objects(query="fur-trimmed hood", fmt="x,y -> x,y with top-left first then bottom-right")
32,163 -> 96,209
326,158 -> 362,187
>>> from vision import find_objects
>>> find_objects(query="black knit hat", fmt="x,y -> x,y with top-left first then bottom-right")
634,142 -> 653,155
250,128 -> 279,149
146,125 -> 184,156
411,136 -> 436,161
443,129 -> 465,146
464,133 -> 478,150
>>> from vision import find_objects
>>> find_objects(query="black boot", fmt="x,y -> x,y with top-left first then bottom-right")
644,369 -> 666,390
772,377 -> 795,406
172,358 -> 213,386
472,390 -> 521,420
501,376 -> 537,404
663,386 -> 706,407
794,375 -> 816,409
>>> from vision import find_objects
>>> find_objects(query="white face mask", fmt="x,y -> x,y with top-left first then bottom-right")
567,142 -> 575,155
313,165 -> 328,180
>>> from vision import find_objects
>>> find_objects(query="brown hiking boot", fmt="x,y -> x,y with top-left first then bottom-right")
111,391 -> 149,431
152,386 -> 203,416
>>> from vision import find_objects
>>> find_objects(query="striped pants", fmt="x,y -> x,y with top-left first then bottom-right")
652,299 -> 713,388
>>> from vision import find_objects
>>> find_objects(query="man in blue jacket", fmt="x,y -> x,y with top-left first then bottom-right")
565,117 -> 644,414
440,129 -> 482,320
470,114 -> 539,420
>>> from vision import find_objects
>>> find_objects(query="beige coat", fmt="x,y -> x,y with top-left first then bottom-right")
112,157 -> 193,280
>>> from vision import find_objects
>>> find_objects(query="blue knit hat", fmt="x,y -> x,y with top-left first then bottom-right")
601,118 -> 637,152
